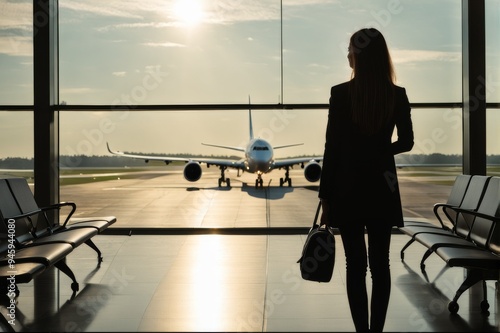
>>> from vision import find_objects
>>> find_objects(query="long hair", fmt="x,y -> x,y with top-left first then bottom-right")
348,28 -> 396,135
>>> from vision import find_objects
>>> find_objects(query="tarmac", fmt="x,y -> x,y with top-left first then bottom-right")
58,165 -> 454,231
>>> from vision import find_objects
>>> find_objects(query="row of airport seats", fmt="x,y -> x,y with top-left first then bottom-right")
399,174 -> 500,314
0,177 -> 116,307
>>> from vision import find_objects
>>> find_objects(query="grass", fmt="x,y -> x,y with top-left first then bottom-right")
1,167 -> 163,185
60,166 -> 176,185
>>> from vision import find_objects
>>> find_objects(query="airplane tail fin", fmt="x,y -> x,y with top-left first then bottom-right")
248,95 -> 254,140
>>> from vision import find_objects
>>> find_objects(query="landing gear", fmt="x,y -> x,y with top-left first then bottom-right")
255,173 -> 264,188
279,167 -> 292,187
218,166 -> 231,188
218,178 -> 230,187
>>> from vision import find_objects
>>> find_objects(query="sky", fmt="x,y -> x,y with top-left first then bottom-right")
0,0 -> 499,160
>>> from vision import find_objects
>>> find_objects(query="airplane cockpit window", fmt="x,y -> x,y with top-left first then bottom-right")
253,146 -> 269,151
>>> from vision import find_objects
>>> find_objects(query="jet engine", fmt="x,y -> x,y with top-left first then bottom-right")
303,160 -> 322,182
183,161 -> 202,182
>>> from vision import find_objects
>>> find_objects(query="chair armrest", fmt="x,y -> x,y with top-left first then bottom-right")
2,209 -> 43,247
3,208 -> 43,221
451,207 -> 500,223
39,201 -> 77,227
432,203 -> 457,230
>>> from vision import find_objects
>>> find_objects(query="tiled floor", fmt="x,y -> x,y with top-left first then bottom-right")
1,231 -> 499,332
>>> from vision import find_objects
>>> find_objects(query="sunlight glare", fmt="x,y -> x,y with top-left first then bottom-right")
173,0 -> 205,27
187,236 -> 227,330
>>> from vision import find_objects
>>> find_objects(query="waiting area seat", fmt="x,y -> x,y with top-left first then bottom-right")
0,177 -> 116,309
399,175 -> 500,314
399,175 -> 491,260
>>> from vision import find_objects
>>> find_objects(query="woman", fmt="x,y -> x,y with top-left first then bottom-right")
319,28 -> 414,332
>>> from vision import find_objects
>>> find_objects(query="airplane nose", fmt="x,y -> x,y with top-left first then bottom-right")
255,161 -> 271,171
253,154 -> 272,170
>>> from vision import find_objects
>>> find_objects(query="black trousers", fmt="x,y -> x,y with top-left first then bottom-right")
338,221 -> 393,332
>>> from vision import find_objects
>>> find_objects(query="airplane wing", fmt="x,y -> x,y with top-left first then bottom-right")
271,156 -> 323,186
273,156 -> 322,169
106,142 -> 246,169
273,143 -> 304,150
201,143 -> 245,152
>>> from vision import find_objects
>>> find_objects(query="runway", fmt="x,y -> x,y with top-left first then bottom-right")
58,166 -> 453,230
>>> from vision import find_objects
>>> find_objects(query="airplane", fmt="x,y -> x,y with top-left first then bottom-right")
106,106 -> 323,189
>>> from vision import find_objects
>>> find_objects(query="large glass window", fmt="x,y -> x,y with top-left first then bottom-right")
487,109 -> 500,168
486,0 -> 499,173
0,0 -> 33,168
58,1 -> 282,105
3,1 -> 499,229
486,0 -> 500,104
0,0 -> 33,162
58,106 -> 466,228
59,109 -> 326,160
405,108 -> 462,158
0,111 -> 33,161
59,108 -> 328,228
0,0 -> 33,105
58,0 -> 462,105
282,0 -> 462,103
56,0 -> 464,229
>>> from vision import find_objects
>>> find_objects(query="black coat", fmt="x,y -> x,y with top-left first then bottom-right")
318,81 -> 414,227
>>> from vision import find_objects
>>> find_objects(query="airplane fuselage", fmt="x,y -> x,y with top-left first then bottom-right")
244,138 -> 274,174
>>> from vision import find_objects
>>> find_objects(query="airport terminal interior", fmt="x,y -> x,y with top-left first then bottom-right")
1,0 -> 500,332
1,172 -> 500,332
3,234 -> 500,332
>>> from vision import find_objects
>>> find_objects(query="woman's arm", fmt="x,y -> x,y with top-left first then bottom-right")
391,87 -> 414,155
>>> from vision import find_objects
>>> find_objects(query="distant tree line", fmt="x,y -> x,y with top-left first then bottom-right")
0,153 -> 499,169
0,153 -> 240,169
395,153 -> 500,165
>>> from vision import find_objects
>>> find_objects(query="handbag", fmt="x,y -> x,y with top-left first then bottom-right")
297,201 -> 336,282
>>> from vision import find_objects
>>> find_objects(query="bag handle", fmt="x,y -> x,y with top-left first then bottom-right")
312,200 -> 322,228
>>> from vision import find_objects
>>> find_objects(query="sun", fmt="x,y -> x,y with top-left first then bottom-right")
173,0 -> 205,27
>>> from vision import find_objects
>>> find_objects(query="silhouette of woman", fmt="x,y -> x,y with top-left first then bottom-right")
319,28 -> 414,332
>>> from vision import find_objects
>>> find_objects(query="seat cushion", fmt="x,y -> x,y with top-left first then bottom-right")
0,262 -> 46,284
0,243 -> 73,266
414,232 -> 474,250
65,216 -> 116,232
34,227 -> 98,248
435,246 -> 500,269
399,225 -> 455,238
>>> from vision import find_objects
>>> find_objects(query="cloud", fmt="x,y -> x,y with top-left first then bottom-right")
142,42 -> 186,48
96,22 -> 177,32
0,1 -> 32,56
59,1 -> 146,19
63,0 -> 283,29
391,49 -> 461,64
0,35 -> 31,56
112,72 -> 127,77
307,63 -> 330,70
60,87 -> 95,95
0,1 -> 31,29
